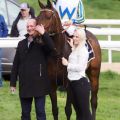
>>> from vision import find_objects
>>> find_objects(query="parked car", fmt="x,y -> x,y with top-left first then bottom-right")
0,0 -> 20,77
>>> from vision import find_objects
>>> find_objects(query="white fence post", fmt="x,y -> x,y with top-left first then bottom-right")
108,25 -> 112,64
108,34 -> 112,63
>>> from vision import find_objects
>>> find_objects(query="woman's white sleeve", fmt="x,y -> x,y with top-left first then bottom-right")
67,50 -> 88,72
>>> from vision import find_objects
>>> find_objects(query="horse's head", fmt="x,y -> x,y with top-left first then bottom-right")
36,0 -> 62,35
36,0 -> 71,58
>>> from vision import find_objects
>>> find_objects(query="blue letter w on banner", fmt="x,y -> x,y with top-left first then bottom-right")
59,6 -> 76,19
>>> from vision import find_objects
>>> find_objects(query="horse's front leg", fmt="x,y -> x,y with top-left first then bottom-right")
49,90 -> 58,120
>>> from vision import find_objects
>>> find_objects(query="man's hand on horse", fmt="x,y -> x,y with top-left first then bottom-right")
35,24 -> 45,35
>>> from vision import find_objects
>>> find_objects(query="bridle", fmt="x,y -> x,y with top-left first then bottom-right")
39,9 -> 87,37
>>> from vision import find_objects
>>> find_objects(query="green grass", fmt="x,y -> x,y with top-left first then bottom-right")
0,71 -> 120,120
83,0 -> 120,19
97,71 -> 120,120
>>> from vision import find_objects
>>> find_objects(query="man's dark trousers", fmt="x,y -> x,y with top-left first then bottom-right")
20,96 -> 46,120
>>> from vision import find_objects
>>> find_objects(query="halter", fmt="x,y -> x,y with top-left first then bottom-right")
40,9 -> 54,13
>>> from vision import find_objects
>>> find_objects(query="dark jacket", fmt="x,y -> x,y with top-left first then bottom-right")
10,7 -> 35,37
0,14 -> 8,37
10,33 -> 56,97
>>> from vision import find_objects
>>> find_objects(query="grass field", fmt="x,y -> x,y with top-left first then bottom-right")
0,71 -> 120,120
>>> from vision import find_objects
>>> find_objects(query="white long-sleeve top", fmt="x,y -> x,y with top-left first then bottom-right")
67,43 -> 88,81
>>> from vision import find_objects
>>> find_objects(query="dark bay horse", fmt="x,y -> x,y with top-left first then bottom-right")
36,0 -> 101,120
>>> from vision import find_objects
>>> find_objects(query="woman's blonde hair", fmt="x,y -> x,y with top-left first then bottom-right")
72,28 -> 87,50
74,28 -> 86,42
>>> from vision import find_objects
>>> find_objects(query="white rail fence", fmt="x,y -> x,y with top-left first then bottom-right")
84,19 -> 120,63
86,27 -> 120,63
0,37 -> 120,49
0,19 -> 120,63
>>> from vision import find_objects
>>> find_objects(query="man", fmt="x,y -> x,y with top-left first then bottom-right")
10,19 -> 56,120
0,14 -> 8,87
10,2 -> 35,37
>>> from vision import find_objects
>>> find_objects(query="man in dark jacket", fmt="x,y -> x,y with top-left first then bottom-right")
10,18 -> 56,120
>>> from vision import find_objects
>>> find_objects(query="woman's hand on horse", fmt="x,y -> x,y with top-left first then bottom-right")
35,24 -> 45,35
67,38 -> 74,48
62,57 -> 68,66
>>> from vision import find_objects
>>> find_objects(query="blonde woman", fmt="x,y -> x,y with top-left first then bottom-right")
62,28 -> 92,120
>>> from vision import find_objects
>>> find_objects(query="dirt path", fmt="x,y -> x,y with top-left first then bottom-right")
101,62 -> 120,74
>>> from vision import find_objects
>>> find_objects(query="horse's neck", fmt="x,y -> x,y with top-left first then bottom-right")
53,33 -> 71,58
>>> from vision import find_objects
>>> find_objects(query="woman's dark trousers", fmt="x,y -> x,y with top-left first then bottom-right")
69,77 -> 92,120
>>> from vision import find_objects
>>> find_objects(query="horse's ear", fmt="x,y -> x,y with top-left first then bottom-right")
46,0 -> 54,9
38,0 -> 46,9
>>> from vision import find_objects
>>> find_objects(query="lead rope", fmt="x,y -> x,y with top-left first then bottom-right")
62,67 -> 67,97
55,57 -> 67,97
55,58 -> 59,87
